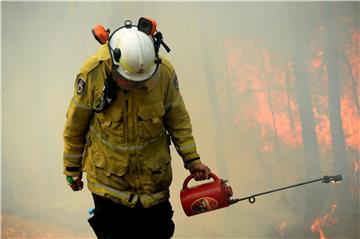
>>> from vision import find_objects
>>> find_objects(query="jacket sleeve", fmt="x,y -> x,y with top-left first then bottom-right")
162,60 -> 201,169
63,71 -> 95,176
63,45 -> 111,176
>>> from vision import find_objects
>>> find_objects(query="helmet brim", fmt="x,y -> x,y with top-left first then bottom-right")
116,62 -> 157,82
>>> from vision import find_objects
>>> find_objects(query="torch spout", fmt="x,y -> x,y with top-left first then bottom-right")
322,175 -> 343,184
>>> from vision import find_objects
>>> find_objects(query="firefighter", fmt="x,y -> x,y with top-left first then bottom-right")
63,18 -> 211,239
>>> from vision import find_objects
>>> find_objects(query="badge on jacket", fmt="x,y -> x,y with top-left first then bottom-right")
76,78 -> 86,95
173,75 -> 179,91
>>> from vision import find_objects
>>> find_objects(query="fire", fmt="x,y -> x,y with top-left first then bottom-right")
310,49 -> 324,69
225,39 -> 303,152
340,97 -> 360,151
310,204 -> 337,239
342,29 -> 360,151
312,105 -> 332,153
311,58 -> 322,69
351,158 -> 360,201
224,28 -> 359,156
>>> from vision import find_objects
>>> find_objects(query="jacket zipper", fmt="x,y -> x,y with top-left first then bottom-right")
124,90 -> 141,194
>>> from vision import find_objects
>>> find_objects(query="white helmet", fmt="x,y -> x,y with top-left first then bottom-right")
109,26 -> 157,82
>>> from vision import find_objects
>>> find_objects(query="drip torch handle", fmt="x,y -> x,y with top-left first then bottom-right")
182,172 -> 220,190
231,174 -> 343,205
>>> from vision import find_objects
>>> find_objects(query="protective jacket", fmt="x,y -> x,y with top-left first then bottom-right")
63,44 -> 201,208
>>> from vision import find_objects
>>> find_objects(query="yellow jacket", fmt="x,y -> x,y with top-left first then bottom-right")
63,45 -> 201,207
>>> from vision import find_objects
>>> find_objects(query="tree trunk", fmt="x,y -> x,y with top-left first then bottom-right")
322,3 -> 357,237
287,4 -> 323,225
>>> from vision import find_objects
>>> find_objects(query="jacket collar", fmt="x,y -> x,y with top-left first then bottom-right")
141,68 -> 160,92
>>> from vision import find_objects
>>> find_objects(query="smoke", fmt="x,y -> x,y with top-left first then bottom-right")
2,2 -> 359,238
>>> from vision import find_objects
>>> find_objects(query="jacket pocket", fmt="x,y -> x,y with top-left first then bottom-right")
90,150 -> 129,189
144,149 -> 172,192
95,107 -> 124,142
138,103 -> 165,142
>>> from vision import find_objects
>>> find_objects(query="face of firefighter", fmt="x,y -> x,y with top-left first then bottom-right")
112,70 -> 147,90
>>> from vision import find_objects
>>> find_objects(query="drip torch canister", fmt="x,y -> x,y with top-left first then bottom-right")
180,173 -> 342,217
180,172 -> 233,216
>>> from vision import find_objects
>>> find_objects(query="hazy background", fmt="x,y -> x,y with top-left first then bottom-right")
2,2 -> 359,238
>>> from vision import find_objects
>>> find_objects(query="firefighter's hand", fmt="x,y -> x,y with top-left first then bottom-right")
66,174 -> 84,191
189,163 -> 211,181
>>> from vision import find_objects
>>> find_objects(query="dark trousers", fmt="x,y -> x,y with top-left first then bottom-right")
88,193 -> 175,239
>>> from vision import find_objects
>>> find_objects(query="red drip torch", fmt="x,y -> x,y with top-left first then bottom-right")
180,172 -> 342,217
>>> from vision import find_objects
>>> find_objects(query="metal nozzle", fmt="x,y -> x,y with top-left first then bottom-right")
322,175 -> 343,184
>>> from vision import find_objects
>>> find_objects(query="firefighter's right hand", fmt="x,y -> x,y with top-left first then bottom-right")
66,174 -> 84,191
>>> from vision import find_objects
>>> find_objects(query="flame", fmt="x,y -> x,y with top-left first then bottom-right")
351,158 -> 360,201
310,49 -> 324,69
225,39 -> 303,152
342,29 -> 360,151
310,204 -> 337,239
312,105 -> 332,153
225,28 -> 359,155
311,214 -> 337,239
340,96 -> 360,151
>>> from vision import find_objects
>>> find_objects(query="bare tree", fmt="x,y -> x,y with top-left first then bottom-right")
286,3 -> 323,225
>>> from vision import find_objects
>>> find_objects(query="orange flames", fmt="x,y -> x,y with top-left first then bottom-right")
224,27 -> 359,156
342,29 -> 360,151
351,158 -> 360,201
310,204 -> 337,239
310,49 -> 324,69
224,39 -> 303,152
340,97 -> 360,150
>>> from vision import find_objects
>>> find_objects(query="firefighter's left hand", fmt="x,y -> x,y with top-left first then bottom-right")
189,163 -> 211,181
66,174 -> 84,191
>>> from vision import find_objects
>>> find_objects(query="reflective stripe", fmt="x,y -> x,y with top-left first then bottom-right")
63,152 -> 82,159
177,143 -> 196,151
71,98 -> 92,110
88,178 -> 168,207
140,190 -> 169,203
89,125 -> 165,151
65,141 -> 84,149
88,179 -> 138,202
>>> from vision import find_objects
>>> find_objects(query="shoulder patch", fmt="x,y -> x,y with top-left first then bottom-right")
173,75 -> 179,91
76,78 -> 86,95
